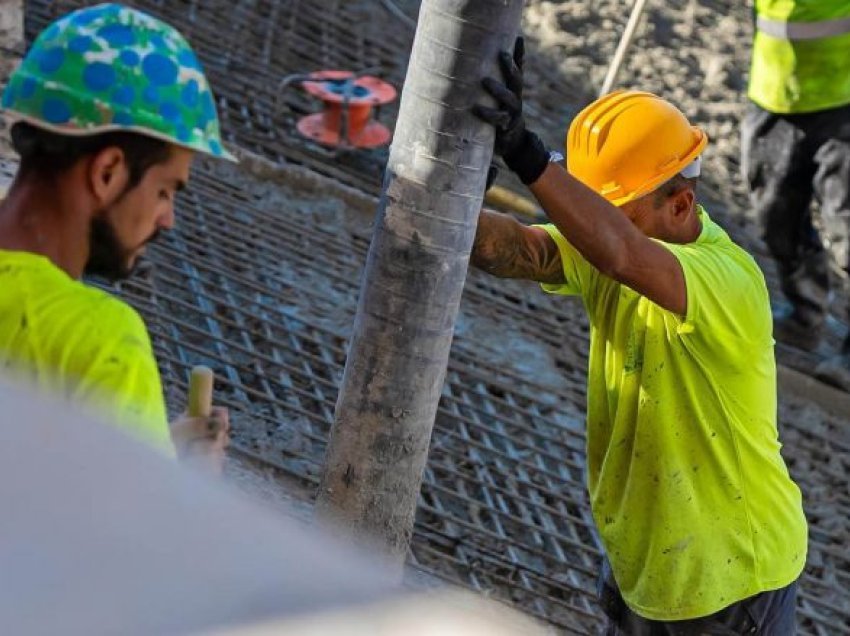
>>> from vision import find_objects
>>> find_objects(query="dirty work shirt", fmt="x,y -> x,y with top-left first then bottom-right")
0,250 -> 172,453
537,207 -> 807,621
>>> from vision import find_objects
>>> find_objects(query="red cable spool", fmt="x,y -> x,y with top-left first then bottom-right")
296,71 -> 397,148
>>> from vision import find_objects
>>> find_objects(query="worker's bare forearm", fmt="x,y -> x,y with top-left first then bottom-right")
471,209 -> 565,284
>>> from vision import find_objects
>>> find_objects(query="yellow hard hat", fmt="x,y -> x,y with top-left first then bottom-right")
566,90 -> 707,206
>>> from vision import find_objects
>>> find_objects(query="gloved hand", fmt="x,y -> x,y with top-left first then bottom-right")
473,37 -> 550,185
485,163 -> 499,191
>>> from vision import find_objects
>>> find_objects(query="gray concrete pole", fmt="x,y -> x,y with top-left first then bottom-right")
317,0 -> 525,573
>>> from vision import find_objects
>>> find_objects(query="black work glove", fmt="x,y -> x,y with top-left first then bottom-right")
473,37 -> 550,185
485,163 -> 499,191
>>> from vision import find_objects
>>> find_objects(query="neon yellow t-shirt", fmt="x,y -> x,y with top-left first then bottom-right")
0,249 -> 173,454
538,207 -> 807,620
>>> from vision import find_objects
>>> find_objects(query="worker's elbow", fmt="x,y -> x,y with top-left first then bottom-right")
596,250 -> 631,282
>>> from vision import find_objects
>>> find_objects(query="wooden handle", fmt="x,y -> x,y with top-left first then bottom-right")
484,185 -> 541,219
188,366 -> 214,418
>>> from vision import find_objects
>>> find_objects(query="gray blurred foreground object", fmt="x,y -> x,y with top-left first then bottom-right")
0,378 -> 550,635
0,378 -> 395,635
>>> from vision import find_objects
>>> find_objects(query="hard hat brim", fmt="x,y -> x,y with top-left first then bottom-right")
1,109 -> 238,163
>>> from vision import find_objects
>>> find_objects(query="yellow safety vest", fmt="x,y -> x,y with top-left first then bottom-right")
749,0 -> 850,114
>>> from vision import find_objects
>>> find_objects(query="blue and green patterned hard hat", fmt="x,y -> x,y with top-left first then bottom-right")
1,3 -> 235,160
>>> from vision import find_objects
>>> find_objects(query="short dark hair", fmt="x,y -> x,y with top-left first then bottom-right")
10,122 -> 172,190
653,173 -> 698,207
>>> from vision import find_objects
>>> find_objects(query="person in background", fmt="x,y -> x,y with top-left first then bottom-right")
742,0 -> 850,390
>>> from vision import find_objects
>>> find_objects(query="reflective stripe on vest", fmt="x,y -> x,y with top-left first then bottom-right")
757,15 -> 850,41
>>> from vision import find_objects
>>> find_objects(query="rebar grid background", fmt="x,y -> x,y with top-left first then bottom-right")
24,1 -> 850,633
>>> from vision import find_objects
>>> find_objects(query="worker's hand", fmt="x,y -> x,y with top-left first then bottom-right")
170,406 -> 230,476
473,37 -> 549,185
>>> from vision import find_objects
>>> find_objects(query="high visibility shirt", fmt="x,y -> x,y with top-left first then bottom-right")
537,207 -> 807,620
749,0 -> 850,113
0,249 -> 173,453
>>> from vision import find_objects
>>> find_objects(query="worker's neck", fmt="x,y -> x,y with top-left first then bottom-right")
0,174 -> 90,279
654,206 -> 702,245
672,212 -> 702,244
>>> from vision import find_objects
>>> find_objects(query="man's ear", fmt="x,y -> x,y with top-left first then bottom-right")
88,146 -> 130,206
671,186 -> 695,221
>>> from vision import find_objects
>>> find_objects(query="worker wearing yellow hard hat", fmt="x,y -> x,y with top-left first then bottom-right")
742,0 -> 850,390
472,38 -> 806,633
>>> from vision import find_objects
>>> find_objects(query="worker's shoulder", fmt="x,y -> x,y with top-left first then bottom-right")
37,275 -> 150,348
716,231 -> 764,279
698,212 -> 763,270
74,284 -> 148,336
0,251 -> 143,329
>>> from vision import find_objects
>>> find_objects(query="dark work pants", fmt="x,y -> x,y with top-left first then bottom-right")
598,561 -> 798,635
741,101 -> 850,332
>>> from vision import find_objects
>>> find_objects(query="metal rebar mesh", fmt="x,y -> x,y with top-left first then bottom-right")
25,2 -> 850,633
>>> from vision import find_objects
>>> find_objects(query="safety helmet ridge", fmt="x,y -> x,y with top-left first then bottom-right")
1,3 -> 234,161
566,90 -> 707,206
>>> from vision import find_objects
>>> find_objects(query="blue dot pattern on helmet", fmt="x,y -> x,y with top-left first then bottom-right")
112,85 -> 134,106
201,92 -> 216,119
97,23 -> 135,47
119,49 -> 140,67
143,53 -> 179,87
38,48 -> 65,74
159,101 -> 180,122
69,35 -> 94,54
181,80 -> 199,107
42,98 -> 71,124
178,49 -> 201,70
20,77 -> 37,99
83,62 -> 116,92
143,85 -> 159,104
150,35 -> 169,51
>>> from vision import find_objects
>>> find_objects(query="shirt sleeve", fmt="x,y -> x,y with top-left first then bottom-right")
661,239 -> 773,356
68,296 -> 174,456
534,223 -> 597,299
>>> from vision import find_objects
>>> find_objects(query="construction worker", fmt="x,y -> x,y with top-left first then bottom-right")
473,40 -> 807,634
741,1 -> 850,390
0,4 -> 231,469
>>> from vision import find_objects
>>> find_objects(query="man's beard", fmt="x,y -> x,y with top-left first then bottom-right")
84,214 -> 160,282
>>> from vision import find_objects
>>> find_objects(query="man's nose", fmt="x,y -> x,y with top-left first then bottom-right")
158,205 -> 176,231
